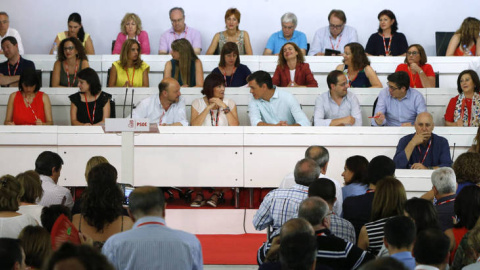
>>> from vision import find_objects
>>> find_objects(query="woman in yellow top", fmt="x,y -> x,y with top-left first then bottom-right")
49,13 -> 95,55
108,39 -> 150,87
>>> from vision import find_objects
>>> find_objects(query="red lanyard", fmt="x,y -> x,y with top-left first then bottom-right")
125,67 -> 135,86
173,26 -> 188,40
64,60 -> 78,87
159,110 -> 165,125
417,139 -> 432,164
437,198 -> 455,206
366,189 -> 375,194
382,34 -> 393,55
84,93 -> 97,124
8,59 -> 20,76
210,109 -> 220,126
329,34 -> 342,50
23,94 -> 38,121
137,221 -> 165,228
317,232 -> 327,237
407,67 -> 417,87
222,67 -> 236,87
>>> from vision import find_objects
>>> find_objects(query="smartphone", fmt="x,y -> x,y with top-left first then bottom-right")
123,186 -> 134,207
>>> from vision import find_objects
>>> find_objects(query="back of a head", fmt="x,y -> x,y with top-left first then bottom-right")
413,229 -> 450,266
45,242 -> 114,270
404,197 -> 439,234
41,204 -> 72,233
16,170 -> 43,204
84,156 -> 109,182
367,156 -> 395,185
384,216 -> 416,250
0,175 -> 22,212
431,167 -> 456,195
0,238 -> 23,270
294,158 -> 321,187
280,232 -> 317,270
35,151 -> 63,177
305,146 -> 329,169
308,178 -> 336,205
452,152 -> 480,184
129,186 -> 165,219
298,197 -> 329,227
371,176 -> 406,221
454,185 -> 480,230
359,257 -> 409,270
18,225 -> 52,269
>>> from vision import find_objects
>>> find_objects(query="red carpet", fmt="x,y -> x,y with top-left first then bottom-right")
196,234 -> 266,265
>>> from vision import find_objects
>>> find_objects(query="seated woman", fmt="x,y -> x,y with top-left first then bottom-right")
452,152 -> 480,194
51,37 -> 89,87
336,42 -> 382,88
49,13 -> 94,55
365,10 -> 408,56
446,17 -> 480,56
70,67 -> 111,126
211,41 -> 251,87
4,68 -> 53,125
341,155 -> 369,201
108,39 -> 150,87
357,176 -> 406,256
112,13 -> 150,55
18,225 -> 52,270
444,70 -> 480,126
191,73 -> 239,126
272,42 -> 318,87
205,8 -> 253,55
72,163 -> 133,250
16,170 -> 44,225
0,175 -> 37,238
164,38 -> 204,87
395,44 -> 435,88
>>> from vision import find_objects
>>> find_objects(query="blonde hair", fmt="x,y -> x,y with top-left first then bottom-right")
120,13 -> 143,36
85,156 -> 109,181
171,38 -> 198,86
119,39 -> 143,69
456,17 -> 480,47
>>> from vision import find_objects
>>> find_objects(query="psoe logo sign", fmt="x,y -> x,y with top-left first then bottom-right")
136,121 -> 148,127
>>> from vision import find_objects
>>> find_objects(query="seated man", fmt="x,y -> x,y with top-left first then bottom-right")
102,186 -> 202,270
248,70 -> 310,126
393,112 -> 452,169
309,9 -> 358,56
0,238 -> 26,270
314,70 -> 362,126
431,167 -> 457,231
263,13 -> 307,56
158,7 -> 202,55
0,12 -> 24,55
0,36 -> 35,87
384,216 -> 416,270
372,71 -> 426,126
413,229 -> 450,270
132,78 -> 188,126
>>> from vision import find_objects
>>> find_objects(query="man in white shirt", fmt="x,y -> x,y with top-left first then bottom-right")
309,10 -> 358,56
0,12 -> 24,55
132,78 -> 188,126
35,151 -> 73,210
314,70 -> 362,126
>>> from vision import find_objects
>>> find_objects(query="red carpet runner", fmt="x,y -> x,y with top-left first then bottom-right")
196,234 -> 267,265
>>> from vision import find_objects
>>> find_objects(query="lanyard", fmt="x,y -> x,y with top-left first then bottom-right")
222,67 -> 236,87
84,93 -> 97,124
382,34 -> 393,55
64,60 -> 78,87
407,67 -> 417,87
366,189 -> 375,194
437,198 -> 455,206
210,109 -> 220,126
417,139 -> 432,164
137,221 -> 165,228
317,232 -> 327,237
346,69 -> 358,87
8,59 -> 20,76
159,110 -> 165,125
23,94 -> 38,121
329,34 -> 342,50
125,67 -> 135,86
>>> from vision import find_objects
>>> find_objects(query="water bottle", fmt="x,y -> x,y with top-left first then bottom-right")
52,42 -> 58,55
463,44 -> 472,56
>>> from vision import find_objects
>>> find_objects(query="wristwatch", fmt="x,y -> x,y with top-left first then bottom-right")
223,106 -> 231,114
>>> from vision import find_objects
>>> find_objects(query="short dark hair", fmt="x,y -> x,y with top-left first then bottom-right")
247,70 -> 273,89
454,185 -> 480,230
129,186 -> 165,218
308,178 -> 336,204
326,70 -> 345,90
404,197 -> 440,234
367,155 -> 395,185
305,145 -> 329,169
345,155 -> 369,185
18,68 -> 41,93
298,196 -> 329,227
44,242 -> 114,270
201,73 -> 225,99
387,71 -> 410,90
456,70 -> 480,95
293,158 -> 320,186
77,68 -> 102,96
41,205 -> 72,233
377,10 -> 398,34
384,216 -> 416,249
0,238 -> 23,270
279,232 -> 317,270
328,9 -> 346,23
219,42 -> 240,67
35,151 -> 63,177
359,257 -> 408,270
1,36 -> 17,46
413,229 -> 450,266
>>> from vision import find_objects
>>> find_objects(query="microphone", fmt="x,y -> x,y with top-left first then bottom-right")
122,87 -> 128,118
130,88 -> 135,117
452,142 -> 456,161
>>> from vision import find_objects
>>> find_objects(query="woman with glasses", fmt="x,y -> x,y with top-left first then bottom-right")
336,42 -> 382,88
365,10 -> 408,56
445,70 -> 480,126
51,37 -> 89,87
446,17 -> 480,56
395,44 -> 435,88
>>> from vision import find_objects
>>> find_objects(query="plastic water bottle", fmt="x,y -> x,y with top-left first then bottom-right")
52,42 -> 58,55
463,44 -> 472,56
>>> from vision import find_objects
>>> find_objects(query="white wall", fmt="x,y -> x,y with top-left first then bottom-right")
4,0 -> 479,55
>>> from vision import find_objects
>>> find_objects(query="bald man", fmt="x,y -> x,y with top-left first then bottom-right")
132,78 -> 188,126
393,112 -> 452,169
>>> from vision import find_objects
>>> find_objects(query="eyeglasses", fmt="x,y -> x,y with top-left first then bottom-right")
282,25 -> 295,30
329,24 -> 344,29
171,18 -> 184,24
64,46 -> 75,51
0,20 -> 9,25
388,84 -> 400,91
407,51 -> 419,56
